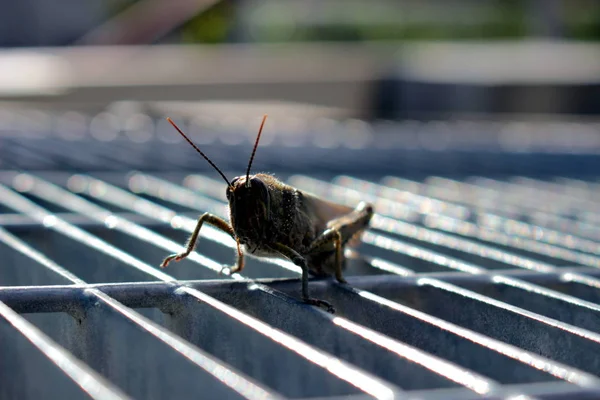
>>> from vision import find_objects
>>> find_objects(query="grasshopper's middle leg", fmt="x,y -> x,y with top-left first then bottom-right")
270,242 -> 335,313
308,201 -> 374,283
161,213 -> 244,273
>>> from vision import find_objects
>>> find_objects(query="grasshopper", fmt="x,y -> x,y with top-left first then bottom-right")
161,115 -> 374,312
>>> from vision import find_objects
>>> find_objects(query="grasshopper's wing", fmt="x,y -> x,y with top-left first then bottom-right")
301,191 -> 369,246
301,191 -> 354,225
302,191 -> 371,250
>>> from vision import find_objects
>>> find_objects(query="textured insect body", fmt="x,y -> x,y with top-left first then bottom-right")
227,174 -> 280,256
161,116 -> 374,312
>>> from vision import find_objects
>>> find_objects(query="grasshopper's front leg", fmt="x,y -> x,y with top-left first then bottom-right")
270,242 -> 335,313
308,201 -> 374,283
161,213 -> 245,273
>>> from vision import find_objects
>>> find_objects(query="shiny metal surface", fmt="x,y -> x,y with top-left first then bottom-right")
2,113 -> 600,399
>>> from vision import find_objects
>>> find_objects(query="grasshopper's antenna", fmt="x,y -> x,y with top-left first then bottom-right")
166,118 -> 231,187
246,114 -> 268,187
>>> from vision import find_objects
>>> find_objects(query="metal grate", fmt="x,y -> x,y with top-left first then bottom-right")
3,112 -> 600,399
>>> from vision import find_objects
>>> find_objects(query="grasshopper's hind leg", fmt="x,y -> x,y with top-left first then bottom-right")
308,229 -> 345,282
308,201 -> 374,283
161,213 -> 244,273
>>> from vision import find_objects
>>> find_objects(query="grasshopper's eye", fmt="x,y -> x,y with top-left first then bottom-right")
249,177 -> 267,191
249,177 -> 270,220
250,177 -> 270,201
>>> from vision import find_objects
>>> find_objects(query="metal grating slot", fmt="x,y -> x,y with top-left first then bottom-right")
5,165 -> 600,398
0,175 -> 398,399
0,300 -> 130,400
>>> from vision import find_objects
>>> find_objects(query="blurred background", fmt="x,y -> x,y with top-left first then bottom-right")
1,0 -> 599,118
0,0 -> 599,177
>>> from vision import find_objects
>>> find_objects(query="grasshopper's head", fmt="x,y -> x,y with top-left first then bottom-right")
226,175 -> 271,236
227,175 -> 270,203
165,114 -> 269,240
224,114 -> 270,238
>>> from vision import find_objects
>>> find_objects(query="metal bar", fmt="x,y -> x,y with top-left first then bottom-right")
66,172 -> 600,392
15,172 -> 516,395
291,176 -> 600,312
0,174 -> 401,398
0,301 -> 131,400
142,173 -> 600,334
301,175 -> 600,270
328,284 -> 600,387
349,176 -> 600,304
74,172 -> 300,276
413,176 -> 600,242
0,211 -> 201,228
53,172 -> 502,393
4,169 -> 600,397
6,268 -> 600,312
0,209 -> 283,399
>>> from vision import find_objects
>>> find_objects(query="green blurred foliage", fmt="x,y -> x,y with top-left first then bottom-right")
564,0 -> 600,40
172,0 -> 599,44
179,1 -> 234,44
240,1 -> 529,43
